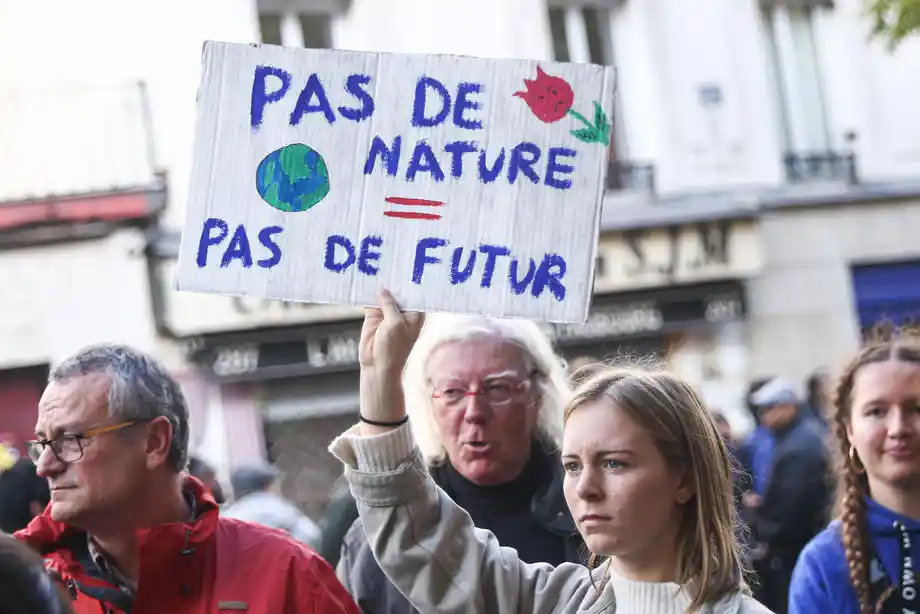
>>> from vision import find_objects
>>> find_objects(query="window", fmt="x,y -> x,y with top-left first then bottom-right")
298,14 -> 332,49
259,13 -> 283,46
256,0 -> 335,49
546,3 -> 615,65
547,1 -> 635,189
761,5 -> 831,154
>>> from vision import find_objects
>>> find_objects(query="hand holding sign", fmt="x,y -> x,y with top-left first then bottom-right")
176,42 -> 615,323
359,288 -> 424,376
358,288 -> 424,435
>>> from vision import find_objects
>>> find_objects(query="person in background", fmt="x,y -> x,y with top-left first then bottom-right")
744,377 -> 831,614
15,344 -> 359,614
738,378 -> 777,499
330,289 -> 771,614
0,533 -> 73,614
187,455 -> 225,505
713,410 -> 756,569
712,411 -> 734,444
336,311 -> 583,614
803,369 -> 831,429
316,476 -> 359,568
712,411 -> 746,493
0,453 -> 51,533
789,333 -> 920,614
222,464 -> 321,548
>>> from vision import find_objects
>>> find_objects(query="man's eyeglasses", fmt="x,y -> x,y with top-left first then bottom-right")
26,421 -> 143,464
431,374 -> 536,408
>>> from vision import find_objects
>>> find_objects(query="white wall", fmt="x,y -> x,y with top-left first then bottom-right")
0,228 -> 161,370
334,0 -> 551,59
0,0 -> 260,229
812,0 -> 920,181
610,0 -> 785,193
605,0 -> 920,194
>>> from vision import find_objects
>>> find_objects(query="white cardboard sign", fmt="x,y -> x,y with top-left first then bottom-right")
175,41 -> 615,323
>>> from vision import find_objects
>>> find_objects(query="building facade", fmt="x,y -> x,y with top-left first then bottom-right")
3,0 -> 920,514
0,77 -> 166,452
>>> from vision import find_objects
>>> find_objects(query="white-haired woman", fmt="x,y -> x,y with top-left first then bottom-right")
335,311 -> 583,614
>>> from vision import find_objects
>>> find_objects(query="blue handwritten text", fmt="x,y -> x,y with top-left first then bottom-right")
250,65 -> 376,130
412,237 -> 567,301
411,77 -> 484,130
363,136 -> 576,190
324,234 -> 383,276
196,218 -> 283,269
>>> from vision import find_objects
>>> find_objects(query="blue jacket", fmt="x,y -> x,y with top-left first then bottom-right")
789,498 -> 920,613
739,426 -> 775,495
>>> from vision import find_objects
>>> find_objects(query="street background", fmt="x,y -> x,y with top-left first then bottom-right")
1,0 -> 919,521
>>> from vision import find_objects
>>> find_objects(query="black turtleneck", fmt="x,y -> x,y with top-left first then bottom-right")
438,445 -> 570,566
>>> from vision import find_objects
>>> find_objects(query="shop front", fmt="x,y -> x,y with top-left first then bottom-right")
551,280 -> 747,361
569,216 -> 764,431
182,314 -> 364,520
548,280 -> 752,431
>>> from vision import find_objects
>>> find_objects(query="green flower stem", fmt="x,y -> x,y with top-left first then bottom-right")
567,108 -> 594,129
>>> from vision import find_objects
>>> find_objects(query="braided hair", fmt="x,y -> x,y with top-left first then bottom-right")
832,326 -> 920,614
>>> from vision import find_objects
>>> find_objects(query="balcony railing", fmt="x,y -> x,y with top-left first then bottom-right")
607,159 -> 656,193
783,150 -> 858,185
0,82 -> 158,204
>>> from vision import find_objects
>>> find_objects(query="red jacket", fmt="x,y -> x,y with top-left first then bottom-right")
15,477 -> 360,614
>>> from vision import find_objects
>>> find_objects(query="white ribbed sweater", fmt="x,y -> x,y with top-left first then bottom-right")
609,573 -> 694,613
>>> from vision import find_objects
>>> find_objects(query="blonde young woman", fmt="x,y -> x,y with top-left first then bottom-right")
331,291 -> 771,614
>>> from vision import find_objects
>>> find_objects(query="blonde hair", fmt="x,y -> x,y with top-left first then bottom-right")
402,313 -> 570,465
564,365 -> 748,613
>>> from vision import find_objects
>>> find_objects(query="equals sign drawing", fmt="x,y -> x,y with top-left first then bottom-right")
384,197 -> 444,220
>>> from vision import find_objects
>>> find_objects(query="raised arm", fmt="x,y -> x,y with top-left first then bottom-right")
328,290 -> 600,614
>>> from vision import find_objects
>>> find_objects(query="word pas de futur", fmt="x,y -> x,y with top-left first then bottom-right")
196,219 -> 567,300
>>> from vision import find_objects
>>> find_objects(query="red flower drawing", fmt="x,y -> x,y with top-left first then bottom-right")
513,66 -> 574,123
514,66 -> 611,146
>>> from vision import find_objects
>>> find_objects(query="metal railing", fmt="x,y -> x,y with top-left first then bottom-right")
782,150 -> 859,185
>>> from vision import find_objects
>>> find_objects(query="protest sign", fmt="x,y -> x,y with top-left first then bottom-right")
175,41 -> 615,323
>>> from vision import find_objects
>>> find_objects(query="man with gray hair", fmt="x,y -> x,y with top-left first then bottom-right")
15,344 -> 359,614
743,376 -> 831,614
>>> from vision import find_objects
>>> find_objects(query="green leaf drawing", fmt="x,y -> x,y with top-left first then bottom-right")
571,128 -> 597,143
592,101 -> 612,147
567,102 -> 612,145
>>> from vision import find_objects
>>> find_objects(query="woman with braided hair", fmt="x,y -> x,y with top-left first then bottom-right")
789,331 -> 920,614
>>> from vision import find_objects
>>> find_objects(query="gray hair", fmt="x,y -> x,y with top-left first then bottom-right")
402,313 -> 570,465
50,344 -> 189,472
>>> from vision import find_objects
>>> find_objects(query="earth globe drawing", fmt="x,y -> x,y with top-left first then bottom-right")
255,143 -> 330,212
